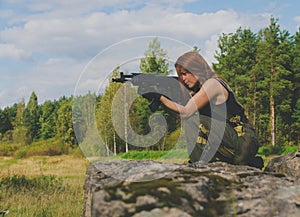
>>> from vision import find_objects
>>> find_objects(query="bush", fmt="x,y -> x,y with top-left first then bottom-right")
14,139 -> 69,158
165,128 -> 186,149
281,146 -> 299,154
68,146 -> 85,158
15,148 -> 28,159
0,143 -> 21,156
258,145 -> 298,156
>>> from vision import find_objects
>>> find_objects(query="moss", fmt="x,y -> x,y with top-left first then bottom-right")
101,170 -> 240,216
204,174 -> 233,199
197,174 -> 237,217
104,178 -> 195,215
198,200 -> 229,217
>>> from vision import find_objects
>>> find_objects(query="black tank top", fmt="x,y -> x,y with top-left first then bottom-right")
198,78 -> 248,126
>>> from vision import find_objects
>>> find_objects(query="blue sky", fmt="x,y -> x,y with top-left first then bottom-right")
0,0 -> 299,108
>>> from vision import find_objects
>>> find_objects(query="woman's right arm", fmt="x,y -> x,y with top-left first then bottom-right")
160,78 -> 227,118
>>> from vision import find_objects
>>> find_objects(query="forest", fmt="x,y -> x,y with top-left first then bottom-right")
0,17 -> 299,158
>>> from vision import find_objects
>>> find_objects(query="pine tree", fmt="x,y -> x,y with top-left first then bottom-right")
213,28 -> 258,117
140,37 -> 171,75
254,17 -> 293,146
291,29 -> 300,144
0,104 -> 17,141
39,100 -> 56,139
56,97 -> 76,147
23,91 -> 40,144
12,100 -> 27,144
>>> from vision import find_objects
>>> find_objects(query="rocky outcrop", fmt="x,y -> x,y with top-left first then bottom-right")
265,149 -> 300,178
82,157 -> 300,217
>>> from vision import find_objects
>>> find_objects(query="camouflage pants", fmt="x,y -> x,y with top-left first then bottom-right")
184,114 -> 260,165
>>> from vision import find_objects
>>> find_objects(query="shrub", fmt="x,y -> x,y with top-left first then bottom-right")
14,139 -> 69,158
258,145 -> 298,156
165,128 -> 186,149
0,143 -> 21,156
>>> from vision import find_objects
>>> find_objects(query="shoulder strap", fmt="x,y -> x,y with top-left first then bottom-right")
214,77 -> 246,117
214,77 -> 232,94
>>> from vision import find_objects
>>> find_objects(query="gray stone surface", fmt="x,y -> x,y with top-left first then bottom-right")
265,149 -> 300,178
82,157 -> 300,217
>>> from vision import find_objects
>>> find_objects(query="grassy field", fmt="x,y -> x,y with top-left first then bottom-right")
0,145 -> 296,216
0,155 -> 89,217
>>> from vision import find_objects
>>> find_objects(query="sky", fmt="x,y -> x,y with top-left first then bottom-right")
0,0 -> 299,108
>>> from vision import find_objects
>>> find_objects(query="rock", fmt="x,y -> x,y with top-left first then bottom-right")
82,159 -> 300,217
132,207 -> 192,217
265,150 -> 300,178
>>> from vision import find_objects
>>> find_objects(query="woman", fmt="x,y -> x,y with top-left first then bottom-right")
159,51 -> 263,169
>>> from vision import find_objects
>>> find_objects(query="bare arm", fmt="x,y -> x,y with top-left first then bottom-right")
160,78 -> 228,118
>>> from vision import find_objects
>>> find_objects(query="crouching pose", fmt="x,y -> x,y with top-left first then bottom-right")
146,51 -> 264,169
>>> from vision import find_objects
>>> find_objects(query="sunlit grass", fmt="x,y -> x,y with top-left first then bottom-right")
0,146 -> 292,216
0,155 -> 89,217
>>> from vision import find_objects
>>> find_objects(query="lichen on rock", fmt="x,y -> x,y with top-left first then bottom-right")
82,156 -> 300,217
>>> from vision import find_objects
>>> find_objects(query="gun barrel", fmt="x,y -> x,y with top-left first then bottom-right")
112,77 -> 125,82
112,72 -> 141,83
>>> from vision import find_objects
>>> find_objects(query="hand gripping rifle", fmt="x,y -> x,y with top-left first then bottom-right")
112,72 -> 187,112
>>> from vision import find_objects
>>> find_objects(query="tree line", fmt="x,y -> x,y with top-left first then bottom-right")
0,94 -> 77,147
213,17 -> 299,147
0,18 -> 299,156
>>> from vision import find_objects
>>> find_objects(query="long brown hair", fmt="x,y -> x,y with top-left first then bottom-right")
175,51 -> 215,84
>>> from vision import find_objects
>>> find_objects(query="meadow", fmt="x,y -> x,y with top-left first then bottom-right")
0,145 -> 297,216
0,155 -> 89,217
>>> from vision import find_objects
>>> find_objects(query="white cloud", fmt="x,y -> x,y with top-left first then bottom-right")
0,57 -> 84,108
0,1 -> 274,107
0,44 -> 31,60
0,9 -> 15,19
0,6 -> 270,61
202,34 -> 220,65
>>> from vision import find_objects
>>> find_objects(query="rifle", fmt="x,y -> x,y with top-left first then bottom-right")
112,72 -> 187,112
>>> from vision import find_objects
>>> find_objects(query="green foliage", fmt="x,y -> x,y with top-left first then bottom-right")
0,143 -> 21,156
79,126 -> 107,158
0,104 -> 16,136
118,150 -> 166,160
23,91 -> 41,143
258,145 -> 298,156
39,100 -> 56,139
72,92 -> 97,144
55,97 -> 76,147
140,37 -> 171,75
255,17 -> 293,146
135,37 -> 179,150
118,149 -> 188,160
214,17 -> 297,147
12,101 -> 27,144
96,67 -> 122,155
14,139 -> 69,158
0,22 -> 299,157
165,127 -> 186,149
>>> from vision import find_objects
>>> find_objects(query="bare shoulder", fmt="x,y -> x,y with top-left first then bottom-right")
202,78 -> 223,90
202,78 -> 228,103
